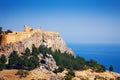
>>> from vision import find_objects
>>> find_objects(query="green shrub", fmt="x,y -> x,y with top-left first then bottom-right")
0,63 -> 5,71
0,54 -> 7,64
5,44 -> 106,72
65,74 -> 73,80
53,66 -> 64,73
65,70 -> 75,80
87,59 -> 106,72
0,54 -> 7,71
16,70 -> 29,78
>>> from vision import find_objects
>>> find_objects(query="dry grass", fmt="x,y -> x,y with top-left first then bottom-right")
0,69 -> 32,80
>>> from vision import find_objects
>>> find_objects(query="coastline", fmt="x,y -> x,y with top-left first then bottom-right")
67,43 -> 120,73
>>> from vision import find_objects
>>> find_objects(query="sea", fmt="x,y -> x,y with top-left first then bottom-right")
67,43 -> 120,73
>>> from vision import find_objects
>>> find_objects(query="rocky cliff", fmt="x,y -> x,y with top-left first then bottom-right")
0,29 -> 74,57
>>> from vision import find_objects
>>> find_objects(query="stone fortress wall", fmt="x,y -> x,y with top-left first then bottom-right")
1,25 -> 44,46
0,25 -> 74,55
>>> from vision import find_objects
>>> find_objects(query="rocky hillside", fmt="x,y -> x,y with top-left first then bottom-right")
1,69 -> 120,80
73,69 -> 120,80
0,27 -> 120,80
0,31 -> 74,57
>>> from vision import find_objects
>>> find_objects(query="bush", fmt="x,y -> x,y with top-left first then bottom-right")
65,70 -> 75,80
87,59 -> 106,72
0,54 -> 7,64
53,66 -> 64,74
6,29 -> 12,33
65,74 -> 73,80
68,70 -> 75,77
0,54 -> 7,71
0,63 -> 5,71
16,70 -> 29,78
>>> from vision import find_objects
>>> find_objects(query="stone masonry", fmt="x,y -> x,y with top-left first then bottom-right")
0,25 -> 74,56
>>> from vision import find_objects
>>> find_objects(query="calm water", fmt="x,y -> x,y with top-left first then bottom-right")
67,43 -> 120,73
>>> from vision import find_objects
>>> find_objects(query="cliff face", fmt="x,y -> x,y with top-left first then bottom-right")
42,31 -> 73,54
0,31 -> 74,56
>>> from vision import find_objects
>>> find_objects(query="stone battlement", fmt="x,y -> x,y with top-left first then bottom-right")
0,25 -> 58,46
44,31 -> 59,35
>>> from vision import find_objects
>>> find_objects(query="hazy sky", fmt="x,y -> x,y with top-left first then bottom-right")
0,0 -> 120,44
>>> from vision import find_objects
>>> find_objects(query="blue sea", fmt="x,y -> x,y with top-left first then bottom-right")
67,43 -> 120,73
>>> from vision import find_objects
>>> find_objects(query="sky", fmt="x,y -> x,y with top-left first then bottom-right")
0,0 -> 120,44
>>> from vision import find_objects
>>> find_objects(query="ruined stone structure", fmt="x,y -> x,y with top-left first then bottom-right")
0,25 -> 74,56
1,25 -> 43,46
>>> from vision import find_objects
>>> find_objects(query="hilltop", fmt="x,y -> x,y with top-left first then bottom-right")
0,25 -> 73,56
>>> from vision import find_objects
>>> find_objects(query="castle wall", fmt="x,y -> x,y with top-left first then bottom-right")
0,26 -> 59,46
0,26 -> 74,56
6,34 -> 16,44
1,34 -> 7,46
33,29 -> 42,33
44,31 -> 59,37
0,32 -> 33,46
44,31 -> 59,35
15,32 -> 32,42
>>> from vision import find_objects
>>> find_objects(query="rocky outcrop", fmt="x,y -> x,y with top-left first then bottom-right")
31,68 -> 56,80
42,32 -> 73,54
0,30 -> 74,57
38,54 -> 58,71
31,54 -> 58,80
56,70 -> 68,80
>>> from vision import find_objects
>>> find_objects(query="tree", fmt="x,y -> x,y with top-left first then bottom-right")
8,51 -> 20,69
65,70 -> 75,80
0,54 -> 7,64
0,54 -> 7,70
6,29 -> 12,33
109,65 -> 114,71
0,63 -> 5,71
29,56 -> 39,68
23,47 -> 31,57
32,44 -> 39,56
95,64 -> 106,72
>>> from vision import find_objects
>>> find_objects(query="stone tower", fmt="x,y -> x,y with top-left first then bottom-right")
24,25 -> 33,32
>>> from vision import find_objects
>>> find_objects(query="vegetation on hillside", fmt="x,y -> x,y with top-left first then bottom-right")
7,49 -> 39,70
39,45 -> 106,72
0,44 -> 106,73
65,70 -> 75,80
